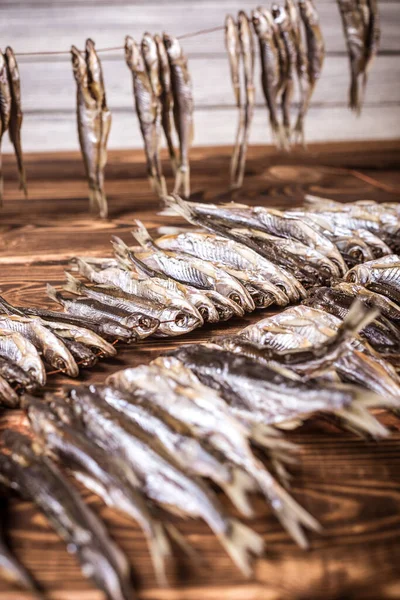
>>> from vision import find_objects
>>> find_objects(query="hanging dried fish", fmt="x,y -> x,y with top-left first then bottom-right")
234,11 -> 255,189
225,15 -> 243,186
298,0 -> 325,125
71,42 -> 110,218
154,34 -> 178,174
125,36 -> 164,198
337,0 -> 366,113
252,9 -> 283,148
142,33 -> 167,198
4,47 -> 27,197
164,33 -> 193,199
271,5 -> 296,147
0,51 -> 12,205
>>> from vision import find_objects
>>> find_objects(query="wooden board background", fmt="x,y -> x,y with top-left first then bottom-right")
0,142 -> 400,599
0,0 -> 400,153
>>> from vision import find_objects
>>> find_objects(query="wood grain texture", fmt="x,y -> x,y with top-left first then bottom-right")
1,0 -> 399,151
0,143 -> 400,599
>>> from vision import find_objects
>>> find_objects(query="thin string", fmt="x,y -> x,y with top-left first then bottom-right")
15,26 -> 225,57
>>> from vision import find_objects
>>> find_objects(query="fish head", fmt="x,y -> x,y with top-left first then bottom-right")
163,33 -> 182,62
125,36 -> 143,72
123,313 -> 160,339
13,335 -> 47,387
346,265 -> 370,285
71,45 -> 87,85
251,9 -> 272,38
85,38 -> 105,105
99,320 -> 136,343
158,306 -> 202,336
44,343 -> 79,378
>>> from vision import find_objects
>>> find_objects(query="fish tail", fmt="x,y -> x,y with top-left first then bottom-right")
222,468 -> 256,518
163,193 -> 195,224
63,271 -> 83,295
349,71 -> 360,113
173,168 -> 183,196
251,424 -> 299,459
98,189 -> 108,219
337,299 -> 380,341
146,522 -> 172,587
217,519 -> 264,578
334,404 -> 389,439
293,115 -> 306,148
130,220 -> 155,249
251,468 -> 320,548
74,257 -> 95,281
46,284 -> 62,306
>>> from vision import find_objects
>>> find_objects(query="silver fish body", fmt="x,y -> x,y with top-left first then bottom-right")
0,329 -> 46,386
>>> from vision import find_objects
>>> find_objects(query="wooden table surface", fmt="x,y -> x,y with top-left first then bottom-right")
1,142 -> 400,600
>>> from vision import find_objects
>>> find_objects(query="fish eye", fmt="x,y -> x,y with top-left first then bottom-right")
138,316 -> 152,329
229,293 -> 242,306
175,313 -> 189,327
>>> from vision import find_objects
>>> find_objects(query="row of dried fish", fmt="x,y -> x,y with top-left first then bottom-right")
225,0 -> 325,189
0,46 -> 27,204
1,293 -> 397,597
337,0 -> 380,113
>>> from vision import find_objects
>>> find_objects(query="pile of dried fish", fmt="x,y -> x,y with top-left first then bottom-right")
71,39 -> 112,218
125,32 -> 193,200
226,0 -> 325,188
1,289 -> 398,596
0,46 -> 27,203
337,0 -> 380,113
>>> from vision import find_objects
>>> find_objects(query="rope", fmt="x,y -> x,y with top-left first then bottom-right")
14,26 -> 225,57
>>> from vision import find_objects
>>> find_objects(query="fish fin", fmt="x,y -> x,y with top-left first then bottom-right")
223,468 -> 256,518
46,284 -> 62,305
251,467 -> 320,547
337,299 -> 380,339
147,522 -> 172,587
63,272 -> 82,295
163,194 -> 195,224
334,404 -> 389,439
251,425 -> 299,460
217,519 -> 264,578
131,220 -> 157,250
111,235 -> 131,260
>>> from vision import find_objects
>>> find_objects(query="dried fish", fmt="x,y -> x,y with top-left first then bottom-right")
71,45 -> 103,216
298,0 -> 325,128
164,33 -> 193,198
0,329 -> 46,386
4,47 -> 27,197
85,39 -> 111,217
24,395 -> 171,585
337,0 -> 367,112
142,33 -> 167,197
46,284 -> 156,342
108,360 -> 318,548
155,34 -> 177,173
285,0 -> 310,145
234,12 -> 255,189
0,498 -> 39,595
66,385 -> 264,577
225,15 -> 243,182
0,51 -> 12,205
0,314 -> 78,377
252,8 -> 283,147
0,356 -> 37,392
345,256 -> 400,303
333,282 -> 400,323
57,337 -> 98,368
23,306 -> 135,344
63,272 -> 201,337
125,36 -> 162,197
272,5 -> 296,146
163,195 -> 347,275
0,431 -> 133,600
0,375 -> 19,408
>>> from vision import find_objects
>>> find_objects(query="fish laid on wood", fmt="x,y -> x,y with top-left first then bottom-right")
0,431 -> 134,600
65,385 -> 264,577
24,395 -> 172,586
0,498 -> 40,596
163,33 -> 193,199
0,51 -> 12,205
4,47 -> 27,197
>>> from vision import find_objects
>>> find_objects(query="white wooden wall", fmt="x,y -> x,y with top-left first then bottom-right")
1,0 -> 399,153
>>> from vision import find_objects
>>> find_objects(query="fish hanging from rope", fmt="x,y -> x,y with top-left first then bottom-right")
71,39 -> 111,218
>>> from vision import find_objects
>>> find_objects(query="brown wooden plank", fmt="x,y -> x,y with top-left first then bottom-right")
0,143 -> 400,599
